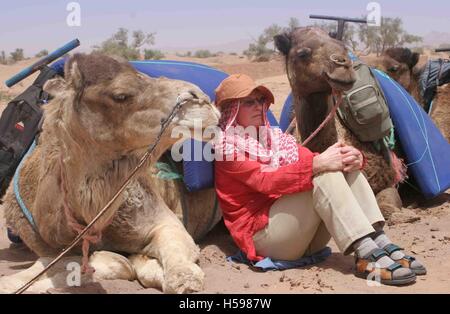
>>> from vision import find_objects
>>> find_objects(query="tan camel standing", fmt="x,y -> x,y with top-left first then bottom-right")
0,53 -> 220,293
274,27 -> 404,219
362,48 -> 450,142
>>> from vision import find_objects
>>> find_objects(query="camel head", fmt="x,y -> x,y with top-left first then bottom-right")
366,47 -> 420,92
44,53 -> 220,156
274,27 -> 356,96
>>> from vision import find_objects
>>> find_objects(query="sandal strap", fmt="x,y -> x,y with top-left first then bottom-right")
386,262 -> 403,272
384,243 -> 404,255
402,255 -> 416,262
366,248 -> 388,262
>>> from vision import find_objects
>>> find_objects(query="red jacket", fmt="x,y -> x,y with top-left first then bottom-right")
215,144 -> 318,261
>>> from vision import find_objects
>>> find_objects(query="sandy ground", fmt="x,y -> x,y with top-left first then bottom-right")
0,55 -> 449,294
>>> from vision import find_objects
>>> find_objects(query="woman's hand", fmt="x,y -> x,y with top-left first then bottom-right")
312,141 -> 345,175
340,145 -> 363,172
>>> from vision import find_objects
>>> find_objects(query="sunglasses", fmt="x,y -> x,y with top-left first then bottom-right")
241,96 -> 267,107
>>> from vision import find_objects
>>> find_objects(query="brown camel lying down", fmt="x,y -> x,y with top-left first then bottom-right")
362,48 -> 450,142
0,53 -> 220,293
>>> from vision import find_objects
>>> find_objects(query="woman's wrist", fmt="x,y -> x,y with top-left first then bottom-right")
359,151 -> 366,170
312,156 -> 323,175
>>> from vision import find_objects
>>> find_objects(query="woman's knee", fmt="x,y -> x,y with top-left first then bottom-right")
312,171 -> 352,204
305,222 -> 331,255
313,170 -> 346,183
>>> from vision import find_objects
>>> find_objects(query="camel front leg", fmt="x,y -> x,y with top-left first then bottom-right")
0,256 -> 94,294
375,187 -> 403,220
0,257 -> 54,294
376,187 -> 421,225
143,213 -> 204,294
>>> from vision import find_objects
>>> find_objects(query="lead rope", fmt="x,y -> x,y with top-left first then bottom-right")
14,94 -> 190,294
294,90 -> 343,146
59,154 -> 103,274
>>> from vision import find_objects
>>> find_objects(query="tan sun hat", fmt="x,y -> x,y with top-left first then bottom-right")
214,74 -> 275,108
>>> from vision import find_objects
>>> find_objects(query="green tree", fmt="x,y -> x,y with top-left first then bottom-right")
35,49 -> 49,58
94,28 -> 156,60
10,48 -> 24,62
193,50 -> 215,58
311,21 -> 336,35
0,51 -> 6,64
132,30 -> 155,48
284,17 -> 300,33
244,24 -> 284,61
144,49 -> 165,60
358,22 -> 382,54
400,33 -> 422,46
262,24 -> 283,51
243,18 -> 300,62
358,17 -> 422,54
379,17 -> 403,51
343,24 -> 359,51
243,34 -> 273,62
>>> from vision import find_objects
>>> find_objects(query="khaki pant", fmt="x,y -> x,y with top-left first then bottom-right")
253,171 -> 385,261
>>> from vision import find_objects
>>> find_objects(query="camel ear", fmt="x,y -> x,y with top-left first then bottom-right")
409,52 -> 420,69
43,77 -> 67,97
274,33 -> 291,56
64,54 -> 85,91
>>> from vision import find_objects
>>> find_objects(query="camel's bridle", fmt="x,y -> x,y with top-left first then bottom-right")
284,51 -> 347,145
14,93 -> 192,294
285,90 -> 343,147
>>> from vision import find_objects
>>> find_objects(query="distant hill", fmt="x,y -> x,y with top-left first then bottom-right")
422,31 -> 450,48
154,31 -> 450,54
154,38 -> 251,54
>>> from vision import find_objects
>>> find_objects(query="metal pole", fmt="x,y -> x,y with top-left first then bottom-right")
5,39 -> 80,88
309,15 -> 367,41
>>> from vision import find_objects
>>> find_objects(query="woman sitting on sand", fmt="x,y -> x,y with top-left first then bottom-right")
213,74 -> 426,286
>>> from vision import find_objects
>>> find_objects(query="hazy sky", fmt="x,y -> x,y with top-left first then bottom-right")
1,0 -> 449,55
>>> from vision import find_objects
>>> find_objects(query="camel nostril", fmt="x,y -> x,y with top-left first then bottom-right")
189,91 -> 199,99
330,54 -> 348,66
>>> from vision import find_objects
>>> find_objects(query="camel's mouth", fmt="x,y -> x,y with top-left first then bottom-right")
324,73 -> 355,91
176,101 -> 220,129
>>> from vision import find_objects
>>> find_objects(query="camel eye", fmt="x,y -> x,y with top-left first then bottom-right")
388,66 -> 399,72
112,93 -> 131,102
296,48 -> 312,59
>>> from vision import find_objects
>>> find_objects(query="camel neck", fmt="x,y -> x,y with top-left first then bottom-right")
410,65 -> 425,104
295,91 -> 338,153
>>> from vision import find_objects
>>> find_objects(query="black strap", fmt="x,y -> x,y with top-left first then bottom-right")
32,66 -> 58,89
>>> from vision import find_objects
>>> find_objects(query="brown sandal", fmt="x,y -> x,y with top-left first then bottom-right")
355,248 -> 416,286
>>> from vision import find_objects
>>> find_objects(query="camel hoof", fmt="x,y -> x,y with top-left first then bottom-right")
129,255 -> 164,290
0,277 -> 13,294
378,203 -> 398,220
0,275 -> 22,294
89,251 -> 136,281
388,208 -> 421,226
163,263 -> 205,294
376,187 -> 403,219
